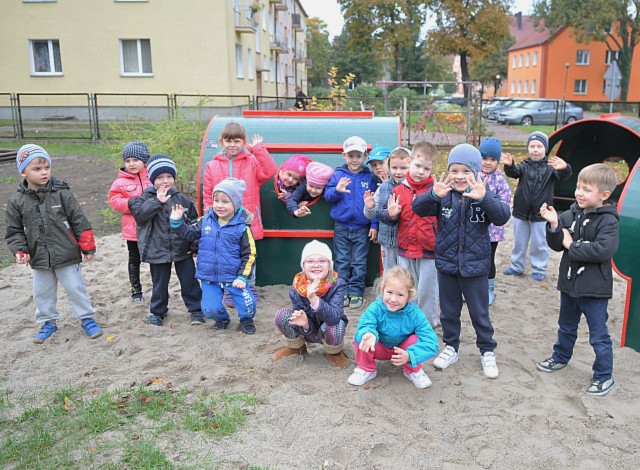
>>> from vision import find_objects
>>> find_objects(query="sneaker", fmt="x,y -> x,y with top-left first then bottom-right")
531,273 -> 545,281
433,345 -> 459,370
132,292 -> 144,302
33,321 -> 58,344
146,314 -> 164,326
536,357 -> 567,373
481,351 -> 499,379
239,319 -> 256,335
403,369 -> 432,389
343,295 -> 350,307
190,312 -> 205,325
503,267 -> 523,276
81,318 -> 103,339
212,319 -> 231,330
347,367 -> 377,386
586,377 -> 615,396
349,296 -> 363,308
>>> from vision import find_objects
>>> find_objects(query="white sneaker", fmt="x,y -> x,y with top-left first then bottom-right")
347,367 -> 377,386
403,369 -> 432,389
433,345 -> 459,370
481,352 -> 499,379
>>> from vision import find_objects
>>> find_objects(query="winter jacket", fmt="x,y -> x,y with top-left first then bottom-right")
324,165 -> 378,230
286,180 -> 317,216
171,208 -> 256,284
353,297 -> 439,368
364,178 -> 398,247
547,202 -> 619,299
5,177 -> 95,270
380,177 -> 437,259
481,168 -> 511,242
504,157 -> 572,222
129,186 -> 199,264
108,167 -> 152,241
412,188 -> 511,277
289,277 -> 348,333
202,142 -> 277,240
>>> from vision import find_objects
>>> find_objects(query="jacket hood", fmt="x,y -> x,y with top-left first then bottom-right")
213,150 -> 250,162
18,175 -> 68,194
569,201 -> 619,221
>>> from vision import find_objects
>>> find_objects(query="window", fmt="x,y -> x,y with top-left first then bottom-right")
531,79 -> 537,94
120,39 -> 152,75
574,79 -> 587,94
30,40 -> 62,75
512,56 -> 516,69
263,55 -> 269,82
533,51 -> 538,65
255,26 -> 261,53
270,58 -> 275,82
605,50 -> 619,65
519,54 -> 523,67
517,81 -> 522,94
525,53 -> 530,67
248,48 -> 254,80
262,7 -> 268,31
524,80 -> 528,94
576,50 -> 590,65
511,80 -> 515,93
235,44 -> 244,78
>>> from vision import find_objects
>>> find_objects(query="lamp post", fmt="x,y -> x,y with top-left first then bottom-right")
561,62 -> 570,122
494,74 -> 501,97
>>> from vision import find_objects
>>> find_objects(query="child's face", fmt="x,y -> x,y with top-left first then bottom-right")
527,140 -> 546,161
389,156 -> 410,183
448,163 -> 475,192
124,157 -> 145,175
279,169 -> 302,189
302,256 -> 330,281
306,183 -> 325,198
382,278 -> 410,312
221,137 -> 246,159
21,158 -> 51,190
369,159 -> 389,180
575,180 -> 610,210
482,157 -> 499,174
153,173 -> 175,190
213,192 -> 235,221
343,151 -> 365,173
409,155 -> 433,183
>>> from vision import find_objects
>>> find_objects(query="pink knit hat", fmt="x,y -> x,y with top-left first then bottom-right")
282,154 -> 310,177
305,162 -> 334,188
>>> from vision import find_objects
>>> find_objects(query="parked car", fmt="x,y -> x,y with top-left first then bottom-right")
484,99 -> 524,120
433,96 -> 468,107
497,100 -> 583,126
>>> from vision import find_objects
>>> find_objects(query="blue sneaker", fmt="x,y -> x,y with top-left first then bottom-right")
33,321 -> 58,344
503,267 -> 523,276
81,318 -> 103,339
146,314 -> 164,326
531,273 -> 545,281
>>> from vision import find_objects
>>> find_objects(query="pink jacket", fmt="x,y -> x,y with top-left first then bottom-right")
108,167 -> 152,241
203,142 -> 277,239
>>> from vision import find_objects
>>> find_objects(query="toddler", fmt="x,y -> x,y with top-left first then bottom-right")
287,161 -> 334,217
366,145 -> 392,183
277,154 -> 311,202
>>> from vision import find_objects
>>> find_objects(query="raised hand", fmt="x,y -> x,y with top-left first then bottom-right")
170,204 -> 185,219
359,332 -> 377,353
433,172 -> 453,198
336,177 -> 352,193
250,134 -> 263,147
157,185 -> 171,203
276,187 -> 288,200
462,174 -> 486,200
501,152 -> 514,166
386,193 -> 401,217
548,156 -> 568,170
363,190 -> 376,209
539,202 -> 558,228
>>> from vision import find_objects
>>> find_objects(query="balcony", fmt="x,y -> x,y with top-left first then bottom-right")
273,0 -> 287,11
256,54 -> 270,72
234,7 -> 257,34
293,50 -> 305,63
269,33 -> 288,53
292,13 -> 303,31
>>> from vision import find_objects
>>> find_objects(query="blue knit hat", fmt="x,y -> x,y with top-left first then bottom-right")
479,138 -> 502,162
366,145 -> 392,164
16,144 -> 51,173
447,144 -> 482,177
122,141 -> 150,164
527,131 -> 549,154
147,154 -> 177,183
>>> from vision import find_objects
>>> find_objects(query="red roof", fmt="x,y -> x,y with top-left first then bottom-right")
508,14 -> 555,51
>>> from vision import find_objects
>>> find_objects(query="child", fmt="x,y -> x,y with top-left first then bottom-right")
348,266 -> 439,388
286,161 -> 334,217
479,138 -> 512,305
412,144 -> 510,379
170,178 -> 257,334
364,146 -> 411,271
502,131 -> 572,281
129,155 -> 204,327
108,141 -> 152,302
381,142 -> 439,327
5,144 -> 103,343
276,154 -> 311,202
537,163 -> 619,396
366,145 -> 392,183
324,135 -> 378,308
272,240 -> 349,367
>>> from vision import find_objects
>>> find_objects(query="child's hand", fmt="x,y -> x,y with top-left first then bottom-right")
540,203 -> 558,229
363,190 -> 376,209
391,347 -> 409,366
83,253 -> 94,262
232,278 -> 246,289
170,204 -> 185,219
369,228 -> 378,243
462,174 -> 486,200
433,172 -> 453,198
298,200 -> 309,208
501,153 -> 513,166
306,277 -> 321,303
250,134 -> 263,147
15,252 -> 30,265
277,187 -> 288,200
387,193 -> 401,217
289,309 -> 310,330
562,228 -> 573,249
294,206 -> 311,218
157,185 -> 171,203
359,333 -> 377,353
548,156 -> 568,170
336,177 -> 352,193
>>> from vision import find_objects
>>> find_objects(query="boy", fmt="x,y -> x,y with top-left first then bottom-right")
129,155 -> 204,327
366,145 -> 392,183
5,144 -> 103,343
537,163 -> 619,396
413,144 -> 510,378
502,131 -> 572,281
324,136 -> 378,308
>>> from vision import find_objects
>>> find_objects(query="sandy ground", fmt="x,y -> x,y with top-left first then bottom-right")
1,225 -> 639,469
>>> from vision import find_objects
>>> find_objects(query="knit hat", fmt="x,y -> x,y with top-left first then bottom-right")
366,145 -> 392,164
305,162 -> 334,188
147,154 -> 177,184
282,154 -> 310,177
122,141 -> 150,164
16,144 -> 51,173
447,144 -> 482,177
213,177 -> 246,213
479,138 -> 502,162
300,240 -> 333,269
527,131 -> 549,154
343,136 -> 367,154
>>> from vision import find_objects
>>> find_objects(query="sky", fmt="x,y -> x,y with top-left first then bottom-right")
298,0 -> 536,41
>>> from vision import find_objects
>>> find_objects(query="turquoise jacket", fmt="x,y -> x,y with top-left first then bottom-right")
354,297 -> 439,368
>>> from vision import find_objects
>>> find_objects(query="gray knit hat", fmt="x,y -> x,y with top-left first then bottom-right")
122,141 -> 150,164
213,178 -> 246,213
447,144 -> 482,177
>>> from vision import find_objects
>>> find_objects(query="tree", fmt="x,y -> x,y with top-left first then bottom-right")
533,0 -> 639,101
469,36 -> 516,85
305,18 -> 332,88
330,29 -> 382,85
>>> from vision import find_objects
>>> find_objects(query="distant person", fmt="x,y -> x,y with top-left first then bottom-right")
295,86 -> 309,110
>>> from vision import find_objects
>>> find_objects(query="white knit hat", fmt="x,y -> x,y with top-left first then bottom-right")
300,240 -> 333,269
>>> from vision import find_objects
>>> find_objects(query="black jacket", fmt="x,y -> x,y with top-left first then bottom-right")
547,202 -> 619,299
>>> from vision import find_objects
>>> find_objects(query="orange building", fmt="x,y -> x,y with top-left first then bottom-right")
502,14 -> 640,102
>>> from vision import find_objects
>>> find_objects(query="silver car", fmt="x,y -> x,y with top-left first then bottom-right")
497,101 -> 583,126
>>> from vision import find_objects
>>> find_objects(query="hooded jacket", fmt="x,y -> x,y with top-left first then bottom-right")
324,165 -> 379,230
108,167 -> 152,241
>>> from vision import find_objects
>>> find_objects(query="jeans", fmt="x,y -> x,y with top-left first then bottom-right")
333,222 -> 370,298
552,293 -> 613,382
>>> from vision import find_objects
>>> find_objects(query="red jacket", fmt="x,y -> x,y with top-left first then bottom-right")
202,142 -> 277,240
392,177 -> 437,259
108,167 -> 152,241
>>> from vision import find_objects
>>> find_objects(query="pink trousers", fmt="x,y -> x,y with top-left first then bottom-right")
352,334 -> 422,374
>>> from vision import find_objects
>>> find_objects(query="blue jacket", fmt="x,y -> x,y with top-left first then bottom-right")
171,209 -> 256,283
289,277 -> 348,333
354,297 -> 439,368
324,165 -> 378,229
364,178 -> 398,247
412,189 -> 511,277
286,180 -> 317,216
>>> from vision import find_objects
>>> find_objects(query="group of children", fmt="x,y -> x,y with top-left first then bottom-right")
6,124 -> 620,396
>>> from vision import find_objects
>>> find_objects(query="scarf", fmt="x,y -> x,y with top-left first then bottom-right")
293,270 -> 339,299
405,172 -> 433,192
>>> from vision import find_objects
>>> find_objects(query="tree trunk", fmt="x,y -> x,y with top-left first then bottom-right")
460,52 -> 470,97
395,42 -> 403,81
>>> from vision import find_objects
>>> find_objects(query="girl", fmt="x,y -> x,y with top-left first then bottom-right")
286,161 -> 334,217
272,240 -> 349,368
348,266 -> 439,388
276,154 -> 310,202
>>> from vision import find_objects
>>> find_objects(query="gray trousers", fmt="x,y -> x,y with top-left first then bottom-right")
398,256 -> 439,327
510,218 -> 549,276
33,264 -> 95,323
381,245 -> 398,273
